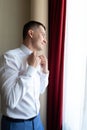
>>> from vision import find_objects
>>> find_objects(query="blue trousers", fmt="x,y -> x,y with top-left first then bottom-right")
1,114 -> 44,130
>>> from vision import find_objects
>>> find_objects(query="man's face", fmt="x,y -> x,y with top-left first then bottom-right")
31,25 -> 47,51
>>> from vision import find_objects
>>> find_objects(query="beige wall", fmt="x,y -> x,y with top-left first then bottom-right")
0,0 -> 30,54
0,0 -> 48,130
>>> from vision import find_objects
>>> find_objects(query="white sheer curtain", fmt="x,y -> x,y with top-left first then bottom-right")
63,0 -> 87,130
82,57 -> 87,130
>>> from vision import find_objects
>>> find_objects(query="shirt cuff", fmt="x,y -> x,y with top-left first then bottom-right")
25,65 -> 37,77
40,71 -> 49,78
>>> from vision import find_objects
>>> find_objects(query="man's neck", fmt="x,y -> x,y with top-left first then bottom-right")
23,40 -> 36,52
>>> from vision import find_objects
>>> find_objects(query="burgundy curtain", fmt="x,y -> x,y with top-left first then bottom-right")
47,0 -> 66,130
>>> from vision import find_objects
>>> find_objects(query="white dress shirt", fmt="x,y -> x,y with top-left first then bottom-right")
0,44 -> 49,119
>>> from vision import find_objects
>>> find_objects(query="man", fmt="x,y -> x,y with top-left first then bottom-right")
0,21 -> 49,130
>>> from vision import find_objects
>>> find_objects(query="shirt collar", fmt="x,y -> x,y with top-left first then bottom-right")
20,44 -> 33,55
20,44 -> 41,73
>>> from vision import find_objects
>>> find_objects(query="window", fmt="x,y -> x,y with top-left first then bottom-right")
63,0 -> 87,130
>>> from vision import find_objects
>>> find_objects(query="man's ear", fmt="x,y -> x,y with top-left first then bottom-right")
28,29 -> 34,38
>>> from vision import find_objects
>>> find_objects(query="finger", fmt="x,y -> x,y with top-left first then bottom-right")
39,55 -> 45,59
33,51 -> 37,56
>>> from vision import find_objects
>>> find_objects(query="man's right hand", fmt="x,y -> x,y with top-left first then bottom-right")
27,51 -> 41,68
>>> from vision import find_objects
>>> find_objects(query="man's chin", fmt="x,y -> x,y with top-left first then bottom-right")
37,47 -> 43,51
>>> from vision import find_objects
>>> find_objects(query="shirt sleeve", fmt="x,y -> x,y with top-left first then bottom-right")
40,71 -> 49,94
0,53 -> 37,109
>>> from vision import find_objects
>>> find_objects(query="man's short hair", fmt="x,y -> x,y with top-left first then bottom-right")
23,21 -> 46,40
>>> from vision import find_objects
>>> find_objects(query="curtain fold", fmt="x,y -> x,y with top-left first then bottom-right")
47,0 -> 66,130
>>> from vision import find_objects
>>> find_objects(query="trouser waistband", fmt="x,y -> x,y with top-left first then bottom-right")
2,115 -> 36,122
